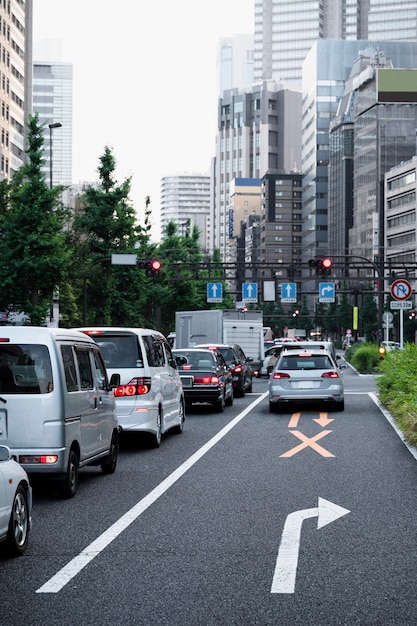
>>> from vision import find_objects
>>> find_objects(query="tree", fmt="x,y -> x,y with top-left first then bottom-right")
71,146 -> 148,326
0,114 -> 71,325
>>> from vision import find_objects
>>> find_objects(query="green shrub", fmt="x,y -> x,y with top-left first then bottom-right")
376,343 -> 417,447
349,342 -> 380,373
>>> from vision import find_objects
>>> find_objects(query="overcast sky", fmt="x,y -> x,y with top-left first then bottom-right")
33,0 -> 254,235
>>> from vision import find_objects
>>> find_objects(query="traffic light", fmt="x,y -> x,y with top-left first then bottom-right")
409,311 -> 416,320
292,309 -> 300,318
138,258 -> 162,277
309,257 -> 333,276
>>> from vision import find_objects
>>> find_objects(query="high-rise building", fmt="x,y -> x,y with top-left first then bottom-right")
32,61 -> 73,187
0,0 -> 32,181
217,34 -> 254,96
160,174 -> 211,251
254,0 -> 417,87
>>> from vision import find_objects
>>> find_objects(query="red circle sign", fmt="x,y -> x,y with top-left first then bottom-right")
390,279 -> 412,301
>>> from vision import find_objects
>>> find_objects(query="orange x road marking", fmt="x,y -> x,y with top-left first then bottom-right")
280,430 -> 335,458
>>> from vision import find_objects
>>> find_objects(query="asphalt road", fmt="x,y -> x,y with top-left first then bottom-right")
2,363 -> 417,625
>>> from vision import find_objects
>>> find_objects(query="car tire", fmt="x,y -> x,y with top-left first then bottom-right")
269,401 -> 276,413
236,383 -> 245,398
59,449 -> 79,499
171,400 -> 185,434
5,485 -> 30,556
214,393 -> 225,413
148,407 -> 162,448
101,430 -> 119,475
246,377 -> 253,393
335,400 -> 345,412
225,389 -> 234,406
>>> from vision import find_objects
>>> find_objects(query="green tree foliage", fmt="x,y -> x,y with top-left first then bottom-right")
71,146 -> 149,326
0,114 -> 71,325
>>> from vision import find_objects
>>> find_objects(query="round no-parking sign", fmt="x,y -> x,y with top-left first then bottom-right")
390,279 -> 412,301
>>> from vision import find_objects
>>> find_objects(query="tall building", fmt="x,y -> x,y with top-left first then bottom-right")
32,61 -> 73,187
160,174 -> 211,251
217,34 -> 254,96
254,0 -> 417,87
0,0 -> 32,181
211,81 -> 301,258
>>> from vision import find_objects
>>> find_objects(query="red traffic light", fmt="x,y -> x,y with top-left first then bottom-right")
309,257 -> 333,276
322,258 -> 332,270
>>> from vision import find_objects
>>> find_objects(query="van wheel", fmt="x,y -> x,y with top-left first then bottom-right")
101,431 -> 119,474
5,485 -> 30,556
171,401 -> 185,435
59,449 -> 79,499
149,408 -> 162,448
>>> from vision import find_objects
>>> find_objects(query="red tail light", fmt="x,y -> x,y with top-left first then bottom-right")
231,364 -> 242,373
322,371 -> 339,379
272,372 -> 290,379
114,377 -> 151,396
193,375 -> 219,385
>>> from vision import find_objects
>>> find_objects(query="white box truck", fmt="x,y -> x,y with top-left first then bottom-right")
175,310 -> 264,375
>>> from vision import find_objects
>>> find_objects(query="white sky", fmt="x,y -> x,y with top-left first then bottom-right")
33,0 -> 254,236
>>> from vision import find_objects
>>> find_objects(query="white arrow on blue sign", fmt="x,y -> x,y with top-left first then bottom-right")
319,282 -> 335,302
207,282 -> 222,302
242,282 -> 258,302
281,283 -> 297,303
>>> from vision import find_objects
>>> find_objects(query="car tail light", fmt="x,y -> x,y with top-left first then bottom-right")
272,372 -> 290,379
193,375 -> 219,385
114,377 -> 151,396
321,371 -> 339,379
19,455 -> 58,464
231,364 -> 242,373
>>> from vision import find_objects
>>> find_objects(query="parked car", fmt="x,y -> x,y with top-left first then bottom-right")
268,348 -> 345,413
173,348 -> 233,412
75,327 -> 185,447
0,445 -> 32,556
195,343 -> 253,397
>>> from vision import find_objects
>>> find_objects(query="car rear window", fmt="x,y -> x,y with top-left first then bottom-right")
0,344 -> 53,394
93,334 -> 144,368
279,355 -> 333,370
175,351 -> 215,369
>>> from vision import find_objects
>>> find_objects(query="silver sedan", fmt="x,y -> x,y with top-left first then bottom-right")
268,349 -> 345,412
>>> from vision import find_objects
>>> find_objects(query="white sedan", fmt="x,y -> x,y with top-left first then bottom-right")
0,445 -> 32,556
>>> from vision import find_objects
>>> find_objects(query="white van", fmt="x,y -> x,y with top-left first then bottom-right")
0,327 -> 119,498
74,327 -> 185,447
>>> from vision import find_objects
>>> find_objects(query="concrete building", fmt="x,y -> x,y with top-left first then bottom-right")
32,61 -> 73,187
160,174 -> 210,251
0,0 -> 32,181
254,0 -> 417,87
217,34 -> 254,96
211,81 -> 301,259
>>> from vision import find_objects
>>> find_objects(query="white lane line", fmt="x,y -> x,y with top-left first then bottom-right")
36,391 -> 269,594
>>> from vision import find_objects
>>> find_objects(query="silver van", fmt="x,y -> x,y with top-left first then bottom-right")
74,327 -> 185,447
0,327 -> 119,498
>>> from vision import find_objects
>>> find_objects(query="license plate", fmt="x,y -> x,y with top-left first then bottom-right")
297,381 -> 315,389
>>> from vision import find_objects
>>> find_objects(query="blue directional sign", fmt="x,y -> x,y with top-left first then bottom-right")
207,282 -> 222,303
242,282 -> 258,303
319,282 -> 335,303
281,283 -> 297,303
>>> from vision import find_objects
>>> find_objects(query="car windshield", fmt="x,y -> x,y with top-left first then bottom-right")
278,354 -> 333,370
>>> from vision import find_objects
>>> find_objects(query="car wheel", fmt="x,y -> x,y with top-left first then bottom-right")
149,407 -> 162,448
101,430 -> 119,474
246,377 -> 253,393
236,382 -> 245,398
214,393 -> 225,413
225,388 -> 234,406
335,400 -> 345,412
59,449 -> 79,499
5,485 -> 30,556
171,400 -> 185,434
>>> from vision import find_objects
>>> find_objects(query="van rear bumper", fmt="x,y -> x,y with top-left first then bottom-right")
10,447 -> 67,474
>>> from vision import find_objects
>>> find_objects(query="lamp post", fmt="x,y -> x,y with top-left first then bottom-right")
48,122 -> 62,188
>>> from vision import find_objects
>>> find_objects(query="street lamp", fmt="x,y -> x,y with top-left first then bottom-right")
48,122 -> 62,188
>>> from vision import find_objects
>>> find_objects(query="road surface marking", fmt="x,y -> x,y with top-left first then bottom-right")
288,412 -> 333,428
280,430 -> 334,457
271,497 -> 350,593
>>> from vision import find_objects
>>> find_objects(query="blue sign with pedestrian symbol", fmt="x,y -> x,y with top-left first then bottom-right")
281,283 -> 297,303
207,283 -> 222,302
319,282 -> 335,302
242,282 -> 258,302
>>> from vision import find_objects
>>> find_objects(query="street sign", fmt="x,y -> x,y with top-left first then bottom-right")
281,282 -> 297,303
207,282 -> 222,302
242,282 -> 258,302
390,300 -> 412,309
382,311 -> 393,323
390,279 -> 412,301
319,282 -> 335,303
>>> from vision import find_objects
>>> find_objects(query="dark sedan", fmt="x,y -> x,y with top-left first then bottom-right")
173,348 -> 233,413
195,343 -> 253,397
